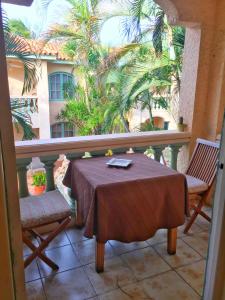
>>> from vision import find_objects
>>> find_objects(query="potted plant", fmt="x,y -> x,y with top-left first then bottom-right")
32,171 -> 46,195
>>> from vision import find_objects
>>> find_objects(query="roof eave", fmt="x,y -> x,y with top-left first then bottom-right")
6,54 -> 74,64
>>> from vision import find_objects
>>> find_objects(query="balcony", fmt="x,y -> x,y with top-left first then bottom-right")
15,131 -> 211,299
11,97 -> 40,129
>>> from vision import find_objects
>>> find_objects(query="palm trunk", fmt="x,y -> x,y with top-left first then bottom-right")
120,113 -> 130,133
147,94 -> 154,128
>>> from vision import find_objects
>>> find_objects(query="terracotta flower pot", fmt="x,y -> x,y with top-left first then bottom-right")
33,185 -> 46,196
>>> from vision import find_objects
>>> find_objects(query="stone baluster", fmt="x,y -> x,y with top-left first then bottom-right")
40,155 -> 58,192
133,146 -> 148,153
152,145 -> 166,162
170,144 -> 183,170
91,150 -> 106,157
112,148 -> 128,155
127,148 -> 135,154
16,158 -> 32,198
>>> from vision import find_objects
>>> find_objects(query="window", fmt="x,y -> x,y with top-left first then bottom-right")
49,72 -> 74,101
51,123 -> 75,138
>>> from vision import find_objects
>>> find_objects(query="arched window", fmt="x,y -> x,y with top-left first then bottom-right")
51,122 -> 75,138
49,72 -> 74,101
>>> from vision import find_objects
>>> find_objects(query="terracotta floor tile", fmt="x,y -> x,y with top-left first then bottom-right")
176,259 -> 206,295
121,270 -> 200,300
178,222 -> 204,237
24,259 -> 41,283
182,232 -> 209,258
42,267 -> 96,300
109,240 -> 149,255
153,239 -> 202,268
84,256 -> 136,295
146,223 -> 203,248
146,229 -> 167,246
66,227 -> 87,244
73,239 -> 115,265
195,217 -> 211,232
121,247 -> 171,280
37,244 -> 81,277
98,289 -> 131,300
44,231 -> 70,250
26,279 -> 46,300
24,225 -> 210,300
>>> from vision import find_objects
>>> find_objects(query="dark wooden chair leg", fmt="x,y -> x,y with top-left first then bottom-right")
23,234 -> 59,269
23,216 -> 71,269
199,210 -> 211,222
167,228 -> 177,255
29,229 -> 45,242
96,241 -> 105,273
184,198 -> 205,234
184,209 -> 199,234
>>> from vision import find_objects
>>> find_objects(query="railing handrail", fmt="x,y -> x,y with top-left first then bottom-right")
10,96 -> 38,100
15,130 -> 191,159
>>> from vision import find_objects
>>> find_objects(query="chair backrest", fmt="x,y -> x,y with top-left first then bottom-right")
186,138 -> 220,186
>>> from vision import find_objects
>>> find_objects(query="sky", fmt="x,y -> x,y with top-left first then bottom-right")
2,0 -> 131,46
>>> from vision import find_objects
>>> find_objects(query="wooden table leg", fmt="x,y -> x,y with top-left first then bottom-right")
96,241 -> 105,273
167,228 -> 177,255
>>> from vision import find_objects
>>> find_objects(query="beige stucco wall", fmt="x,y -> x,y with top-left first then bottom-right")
47,62 -> 74,75
7,58 -> 37,97
7,58 -> 74,140
156,0 -> 225,170
129,106 -> 176,131
164,0 -> 225,142
7,60 -> 24,96
47,62 -> 74,127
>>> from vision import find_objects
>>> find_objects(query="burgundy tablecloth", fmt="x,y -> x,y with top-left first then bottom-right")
63,153 -> 187,243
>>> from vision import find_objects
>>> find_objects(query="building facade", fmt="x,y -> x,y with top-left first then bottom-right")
7,40 -> 175,141
7,40 -> 75,140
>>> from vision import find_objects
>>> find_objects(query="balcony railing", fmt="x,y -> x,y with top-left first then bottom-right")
10,97 -> 38,114
15,130 -> 191,214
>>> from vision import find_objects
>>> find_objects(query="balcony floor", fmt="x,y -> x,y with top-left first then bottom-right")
25,208 -> 211,300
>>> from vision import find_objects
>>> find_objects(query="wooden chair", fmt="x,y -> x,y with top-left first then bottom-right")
20,190 -> 71,269
184,138 -> 220,234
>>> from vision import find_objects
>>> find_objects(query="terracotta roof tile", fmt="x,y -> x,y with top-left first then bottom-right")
19,38 -> 70,60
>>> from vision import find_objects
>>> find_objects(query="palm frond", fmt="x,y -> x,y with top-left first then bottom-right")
5,34 -> 38,94
10,100 -> 36,140
128,0 -> 146,38
46,25 -> 83,41
98,43 -> 140,75
152,9 -> 165,55
3,13 -> 38,94
121,55 -> 171,107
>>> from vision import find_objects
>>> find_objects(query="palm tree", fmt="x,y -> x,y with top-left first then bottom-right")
3,12 -> 38,139
8,19 -> 32,39
120,46 -> 172,128
116,0 -> 185,123
10,99 -> 36,140
46,0 -> 140,134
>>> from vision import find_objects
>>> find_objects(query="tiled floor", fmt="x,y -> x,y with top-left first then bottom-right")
25,209 -> 211,300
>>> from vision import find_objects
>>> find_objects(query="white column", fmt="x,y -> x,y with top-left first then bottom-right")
37,61 -> 51,139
